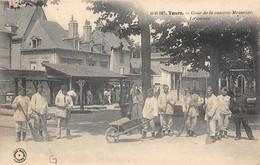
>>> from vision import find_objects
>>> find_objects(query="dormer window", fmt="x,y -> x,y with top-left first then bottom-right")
74,40 -> 79,49
31,36 -> 41,48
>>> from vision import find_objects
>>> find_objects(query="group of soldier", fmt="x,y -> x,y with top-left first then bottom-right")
120,84 -> 257,143
12,84 -> 73,142
12,82 -> 256,143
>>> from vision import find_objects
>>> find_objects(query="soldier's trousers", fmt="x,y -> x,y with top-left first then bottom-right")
234,116 -> 253,139
56,117 -> 70,135
160,114 -> 173,132
15,121 -> 27,132
209,119 -> 217,136
142,118 -> 155,133
186,116 -> 197,131
218,114 -> 230,132
32,114 -> 46,132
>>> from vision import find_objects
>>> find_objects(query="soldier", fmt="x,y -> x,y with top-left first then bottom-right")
141,88 -> 158,139
203,86 -> 220,143
28,84 -> 49,140
12,88 -> 30,142
217,87 -> 232,138
119,90 -> 131,118
230,87 -> 256,141
55,84 -> 73,140
183,87 -> 203,137
158,84 -> 176,136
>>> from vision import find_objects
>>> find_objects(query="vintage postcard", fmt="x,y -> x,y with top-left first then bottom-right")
0,0 -> 259,164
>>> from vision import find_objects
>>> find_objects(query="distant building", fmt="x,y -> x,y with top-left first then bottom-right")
0,1 -> 47,69
151,52 -> 209,93
0,24 -> 14,69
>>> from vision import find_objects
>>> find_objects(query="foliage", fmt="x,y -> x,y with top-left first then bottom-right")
152,16 -> 259,77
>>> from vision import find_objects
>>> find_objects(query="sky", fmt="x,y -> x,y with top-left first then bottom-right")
42,0 -> 259,43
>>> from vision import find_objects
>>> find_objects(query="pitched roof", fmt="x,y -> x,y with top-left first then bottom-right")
91,30 -> 131,53
161,65 -> 183,73
151,52 -> 171,60
22,20 -> 73,50
151,63 -> 182,75
0,6 -> 38,39
182,70 -> 209,78
0,24 -> 13,34
43,63 -> 126,79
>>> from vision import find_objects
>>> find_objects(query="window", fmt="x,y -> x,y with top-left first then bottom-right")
88,60 -> 96,66
120,51 -> 124,63
31,36 -> 41,48
119,67 -> 124,74
30,61 -> 36,70
100,61 -> 108,68
74,40 -> 79,49
32,39 -> 37,48
61,58 -> 82,65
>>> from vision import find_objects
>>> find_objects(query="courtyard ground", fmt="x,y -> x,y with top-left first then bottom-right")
0,106 -> 259,165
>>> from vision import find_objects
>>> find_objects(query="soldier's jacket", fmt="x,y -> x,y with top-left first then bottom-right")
29,92 -> 48,115
55,90 -> 73,118
229,95 -> 247,115
204,94 -> 220,121
183,93 -> 202,117
217,95 -> 231,115
158,92 -> 176,115
12,95 -> 30,121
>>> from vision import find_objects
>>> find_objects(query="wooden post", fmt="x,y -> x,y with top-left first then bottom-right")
119,79 -> 123,97
47,81 -> 54,105
14,78 -> 18,97
77,79 -> 86,111
177,80 -> 180,101
69,76 -> 72,90
32,80 -> 39,92
21,78 -> 26,94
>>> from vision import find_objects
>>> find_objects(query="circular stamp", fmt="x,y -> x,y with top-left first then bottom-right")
13,148 -> 27,163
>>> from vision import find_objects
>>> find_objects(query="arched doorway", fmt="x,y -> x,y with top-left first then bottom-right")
237,74 -> 246,94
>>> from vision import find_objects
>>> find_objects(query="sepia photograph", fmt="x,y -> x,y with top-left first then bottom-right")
0,0 -> 259,164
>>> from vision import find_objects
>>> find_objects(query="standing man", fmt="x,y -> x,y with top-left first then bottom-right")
217,87 -> 232,138
28,84 -> 49,141
158,84 -> 176,136
204,86 -> 220,143
141,88 -> 158,139
182,87 -> 202,137
119,90 -> 130,118
55,84 -> 73,140
12,88 -> 30,142
230,87 -> 256,141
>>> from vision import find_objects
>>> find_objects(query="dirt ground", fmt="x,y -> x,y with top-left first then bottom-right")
0,109 -> 260,165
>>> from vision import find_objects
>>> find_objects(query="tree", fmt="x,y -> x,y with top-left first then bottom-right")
86,1 -> 152,98
9,0 -> 59,9
152,15 -> 259,95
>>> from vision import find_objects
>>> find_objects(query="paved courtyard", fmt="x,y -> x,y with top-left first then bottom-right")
0,108 -> 260,165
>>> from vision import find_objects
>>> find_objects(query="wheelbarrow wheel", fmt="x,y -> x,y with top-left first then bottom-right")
105,127 -> 119,143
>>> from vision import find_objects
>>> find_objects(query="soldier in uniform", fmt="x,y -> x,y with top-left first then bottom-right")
183,87 -> 203,137
141,88 -> 158,139
28,84 -> 49,140
204,86 -> 220,143
229,87 -> 256,141
158,84 -> 176,136
12,88 -> 30,142
55,84 -> 73,139
217,87 -> 232,138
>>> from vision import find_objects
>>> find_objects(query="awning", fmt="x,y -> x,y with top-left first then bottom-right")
0,68 -> 59,81
42,63 -> 126,79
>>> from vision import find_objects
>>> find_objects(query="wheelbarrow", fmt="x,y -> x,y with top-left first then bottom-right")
105,117 -> 153,143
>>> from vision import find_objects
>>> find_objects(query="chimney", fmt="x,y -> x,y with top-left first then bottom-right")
83,20 -> 92,42
68,15 -> 78,37
0,1 -> 9,11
